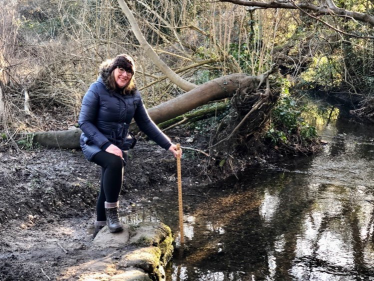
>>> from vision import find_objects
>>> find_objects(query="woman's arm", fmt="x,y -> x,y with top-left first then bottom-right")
133,96 -> 172,150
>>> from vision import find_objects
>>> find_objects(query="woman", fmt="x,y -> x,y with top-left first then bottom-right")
78,54 -> 181,236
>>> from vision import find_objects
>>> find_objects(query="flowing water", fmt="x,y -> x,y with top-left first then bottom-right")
128,104 -> 374,280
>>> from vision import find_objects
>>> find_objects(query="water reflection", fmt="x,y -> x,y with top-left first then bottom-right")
168,179 -> 374,279
260,189 -> 280,223
129,107 -> 374,280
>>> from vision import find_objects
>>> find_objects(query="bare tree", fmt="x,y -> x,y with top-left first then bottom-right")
117,0 -> 197,91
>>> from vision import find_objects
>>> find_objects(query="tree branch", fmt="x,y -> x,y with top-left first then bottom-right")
139,58 -> 223,90
291,0 -> 374,39
117,0 -> 197,91
134,0 -> 187,53
219,0 -> 374,26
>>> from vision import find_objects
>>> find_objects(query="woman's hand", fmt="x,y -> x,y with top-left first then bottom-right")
105,144 -> 123,158
168,143 -> 182,158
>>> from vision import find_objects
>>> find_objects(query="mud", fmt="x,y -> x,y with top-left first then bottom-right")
0,132 -> 215,280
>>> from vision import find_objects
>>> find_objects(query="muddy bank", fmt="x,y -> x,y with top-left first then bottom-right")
0,137 -> 210,280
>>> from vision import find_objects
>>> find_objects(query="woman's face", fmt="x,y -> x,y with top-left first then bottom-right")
114,67 -> 133,89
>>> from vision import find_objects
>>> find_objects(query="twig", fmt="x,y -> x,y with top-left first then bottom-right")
184,193 -> 207,197
139,58 -> 222,91
181,146 -> 215,160
162,117 -> 188,131
57,242 -> 68,254
41,268 -> 51,280
256,64 -> 276,90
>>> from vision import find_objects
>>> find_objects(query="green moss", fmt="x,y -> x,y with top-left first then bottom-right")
159,235 -> 174,265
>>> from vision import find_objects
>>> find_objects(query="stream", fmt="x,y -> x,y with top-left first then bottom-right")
127,104 -> 374,280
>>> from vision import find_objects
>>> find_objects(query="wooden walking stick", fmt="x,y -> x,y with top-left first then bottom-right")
176,143 -> 184,244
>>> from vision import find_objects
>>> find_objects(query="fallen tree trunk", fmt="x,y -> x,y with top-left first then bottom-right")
33,128 -> 82,149
31,72 -> 275,149
148,73 -> 254,124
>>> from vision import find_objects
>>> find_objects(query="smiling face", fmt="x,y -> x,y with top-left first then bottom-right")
113,67 -> 133,89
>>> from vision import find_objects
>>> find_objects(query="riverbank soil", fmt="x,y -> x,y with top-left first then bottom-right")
0,129 -> 220,281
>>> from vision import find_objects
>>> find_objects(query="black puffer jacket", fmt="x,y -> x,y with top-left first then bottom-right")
78,76 -> 171,161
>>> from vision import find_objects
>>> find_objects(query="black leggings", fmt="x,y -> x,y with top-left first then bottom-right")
91,150 -> 126,221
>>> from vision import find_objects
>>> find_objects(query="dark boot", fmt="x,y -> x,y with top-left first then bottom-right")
105,207 -> 123,233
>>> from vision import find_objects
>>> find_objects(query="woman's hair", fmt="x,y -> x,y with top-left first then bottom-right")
99,54 -> 137,95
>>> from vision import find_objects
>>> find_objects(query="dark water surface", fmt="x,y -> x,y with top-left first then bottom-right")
127,110 -> 374,280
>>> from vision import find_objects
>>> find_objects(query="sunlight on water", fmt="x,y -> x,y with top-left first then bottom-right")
183,215 -> 196,240
206,221 -> 225,235
259,189 -> 280,223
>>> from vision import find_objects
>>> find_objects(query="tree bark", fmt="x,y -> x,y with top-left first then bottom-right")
32,128 -> 82,149
0,84 -> 4,125
23,89 -> 31,115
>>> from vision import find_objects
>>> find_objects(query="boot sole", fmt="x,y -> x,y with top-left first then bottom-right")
109,226 -> 123,233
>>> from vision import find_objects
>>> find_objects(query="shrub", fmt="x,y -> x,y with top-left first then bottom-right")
266,95 -> 318,147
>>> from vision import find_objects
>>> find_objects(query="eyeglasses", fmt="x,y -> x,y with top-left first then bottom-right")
117,66 -> 133,75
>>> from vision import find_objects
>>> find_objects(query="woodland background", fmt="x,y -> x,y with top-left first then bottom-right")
1,2 -> 374,279
1,0 -> 374,155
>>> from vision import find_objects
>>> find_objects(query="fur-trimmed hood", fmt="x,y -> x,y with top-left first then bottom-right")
98,59 -> 113,89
